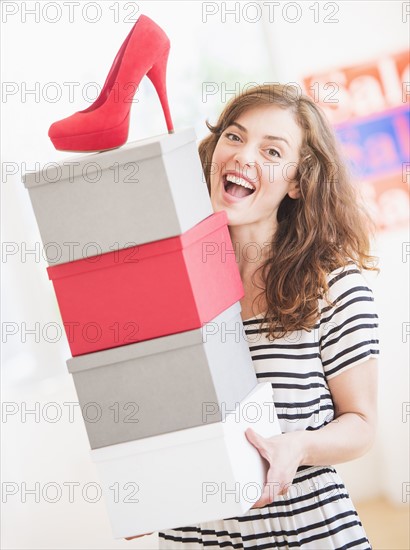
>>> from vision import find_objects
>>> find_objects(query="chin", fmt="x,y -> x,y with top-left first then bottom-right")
210,201 -> 247,227
222,209 -> 243,227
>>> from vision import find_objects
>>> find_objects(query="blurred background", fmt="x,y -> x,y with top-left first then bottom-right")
1,1 -> 409,548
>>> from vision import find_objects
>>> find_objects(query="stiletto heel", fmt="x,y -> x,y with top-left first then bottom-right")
147,48 -> 174,134
48,15 -> 175,152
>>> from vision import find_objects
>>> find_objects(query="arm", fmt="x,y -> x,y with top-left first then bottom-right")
246,358 -> 378,506
298,357 -> 378,465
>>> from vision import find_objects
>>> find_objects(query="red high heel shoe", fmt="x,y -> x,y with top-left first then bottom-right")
48,14 -> 174,152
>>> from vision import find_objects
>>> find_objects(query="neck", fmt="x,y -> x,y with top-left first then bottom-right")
228,217 -> 277,279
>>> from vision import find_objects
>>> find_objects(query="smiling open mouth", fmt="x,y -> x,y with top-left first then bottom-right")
223,174 -> 256,198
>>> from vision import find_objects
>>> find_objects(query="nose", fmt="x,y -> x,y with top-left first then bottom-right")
232,144 -> 259,182
232,142 -> 254,167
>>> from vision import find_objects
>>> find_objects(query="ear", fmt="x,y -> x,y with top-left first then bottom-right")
287,179 -> 301,200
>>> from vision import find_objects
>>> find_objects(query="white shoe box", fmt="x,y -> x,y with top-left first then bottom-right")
90,382 -> 281,538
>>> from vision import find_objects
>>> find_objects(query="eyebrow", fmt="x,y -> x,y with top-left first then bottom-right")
228,122 -> 291,148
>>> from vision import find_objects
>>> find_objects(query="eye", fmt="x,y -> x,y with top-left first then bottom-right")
225,132 -> 241,142
266,148 -> 281,158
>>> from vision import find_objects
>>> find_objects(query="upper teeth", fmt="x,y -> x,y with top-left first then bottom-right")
225,174 -> 255,190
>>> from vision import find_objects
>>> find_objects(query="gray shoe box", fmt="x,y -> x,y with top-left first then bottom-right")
23,128 -> 213,264
66,301 -> 257,449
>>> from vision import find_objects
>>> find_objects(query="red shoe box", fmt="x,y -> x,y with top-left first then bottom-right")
47,211 -> 244,356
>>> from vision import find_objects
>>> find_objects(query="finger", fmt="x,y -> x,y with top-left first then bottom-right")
265,470 -> 290,500
124,533 -> 153,540
278,483 -> 290,496
251,495 -> 267,509
249,473 -> 280,509
251,482 -> 278,509
245,428 -> 270,462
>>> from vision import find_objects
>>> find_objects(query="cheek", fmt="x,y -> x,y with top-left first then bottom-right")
260,163 -> 283,189
212,140 -> 230,171
260,166 -> 290,199
283,161 -> 299,182
209,163 -> 221,195
209,171 -> 217,194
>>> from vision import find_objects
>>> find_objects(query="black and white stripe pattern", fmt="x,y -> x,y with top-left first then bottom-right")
159,265 -> 379,549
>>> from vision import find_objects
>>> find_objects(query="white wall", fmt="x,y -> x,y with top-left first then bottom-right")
1,1 -> 409,548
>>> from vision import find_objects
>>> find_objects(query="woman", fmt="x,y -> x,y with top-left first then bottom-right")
157,83 -> 380,548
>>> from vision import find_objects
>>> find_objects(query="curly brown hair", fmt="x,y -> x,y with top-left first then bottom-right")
198,84 -> 378,339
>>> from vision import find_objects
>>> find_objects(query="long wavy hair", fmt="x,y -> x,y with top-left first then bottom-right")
198,84 -> 378,339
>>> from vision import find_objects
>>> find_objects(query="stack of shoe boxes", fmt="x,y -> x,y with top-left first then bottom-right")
23,128 -> 281,537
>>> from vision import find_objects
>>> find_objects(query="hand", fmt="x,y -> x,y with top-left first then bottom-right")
124,532 -> 153,540
245,428 -> 305,508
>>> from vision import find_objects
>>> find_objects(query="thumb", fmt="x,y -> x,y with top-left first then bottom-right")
245,428 -> 271,463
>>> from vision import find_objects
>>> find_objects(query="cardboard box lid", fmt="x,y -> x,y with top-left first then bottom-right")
89,382 -> 271,461
23,127 -> 197,189
47,210 -> 228,279
66,301 -> 241,373
91,417 -> 225,460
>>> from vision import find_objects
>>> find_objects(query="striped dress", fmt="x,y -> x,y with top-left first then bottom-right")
158,264 -> 380,549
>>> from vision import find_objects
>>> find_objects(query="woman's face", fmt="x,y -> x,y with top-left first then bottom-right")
209,104 -> 303,227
